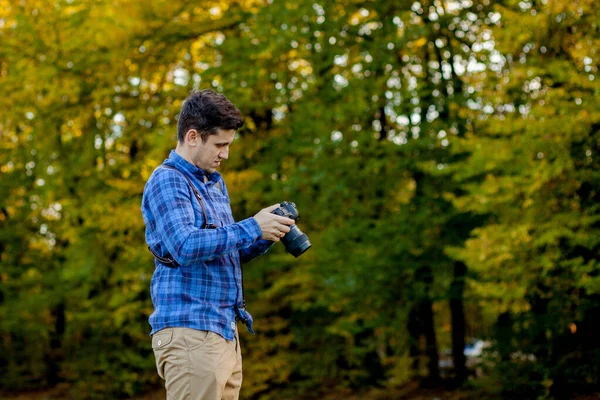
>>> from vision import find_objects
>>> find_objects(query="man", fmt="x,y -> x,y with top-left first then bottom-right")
141,89 -> 295,400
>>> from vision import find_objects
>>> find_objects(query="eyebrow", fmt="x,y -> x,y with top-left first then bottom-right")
214,140 -> 233,145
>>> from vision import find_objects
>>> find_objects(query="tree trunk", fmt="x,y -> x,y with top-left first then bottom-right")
450,261 -> 467,384
408,266 -> 441,387
421,296 -> 441,387
46,301 -> 65,386
407,305 -> 422,375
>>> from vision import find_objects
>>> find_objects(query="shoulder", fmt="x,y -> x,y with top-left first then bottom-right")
151,165 -> 180,180
145,166 -> 191,197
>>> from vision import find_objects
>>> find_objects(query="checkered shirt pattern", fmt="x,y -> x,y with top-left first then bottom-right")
141,150 -> 273,340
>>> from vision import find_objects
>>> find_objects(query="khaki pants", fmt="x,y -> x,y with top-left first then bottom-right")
152,327 -> 242,400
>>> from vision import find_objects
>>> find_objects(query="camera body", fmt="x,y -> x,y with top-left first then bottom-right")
271,202 -> 311,257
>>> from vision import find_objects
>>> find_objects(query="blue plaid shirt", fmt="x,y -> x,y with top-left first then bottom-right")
141,150 -> 273,340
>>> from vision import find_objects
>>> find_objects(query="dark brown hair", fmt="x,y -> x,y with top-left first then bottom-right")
177,89 -> 244,143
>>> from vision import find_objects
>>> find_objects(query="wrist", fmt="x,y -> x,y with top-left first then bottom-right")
242,217 -> 262,241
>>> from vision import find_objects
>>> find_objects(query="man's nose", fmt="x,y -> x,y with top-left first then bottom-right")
219,147 -> 229,159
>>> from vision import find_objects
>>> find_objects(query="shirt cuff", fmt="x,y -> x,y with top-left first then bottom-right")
238,217 -> 263,244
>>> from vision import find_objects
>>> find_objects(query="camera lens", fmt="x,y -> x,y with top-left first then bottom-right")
281,225 -> 311,258
271,201 -> 311,257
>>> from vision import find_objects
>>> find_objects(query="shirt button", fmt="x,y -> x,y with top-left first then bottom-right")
157,340 -> 162,346
231,321 -> 236,330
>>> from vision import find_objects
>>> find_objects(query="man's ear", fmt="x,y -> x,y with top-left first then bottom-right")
186,129 -> 199,146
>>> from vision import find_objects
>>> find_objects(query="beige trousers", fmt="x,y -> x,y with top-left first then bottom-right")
152,327 -> 242,400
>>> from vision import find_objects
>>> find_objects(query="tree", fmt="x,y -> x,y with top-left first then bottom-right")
449,0 -> 600,397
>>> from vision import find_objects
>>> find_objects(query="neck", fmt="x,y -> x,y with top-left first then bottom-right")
175,144 -> 194,166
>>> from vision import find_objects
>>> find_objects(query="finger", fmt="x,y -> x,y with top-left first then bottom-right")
273,230 -> 286,240
272,229 -> 284,238
263,204 -> 282,213
274,215 -> 295,225
264,229 -> 280,241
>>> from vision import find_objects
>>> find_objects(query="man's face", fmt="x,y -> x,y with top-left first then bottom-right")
191,128 -> 235,174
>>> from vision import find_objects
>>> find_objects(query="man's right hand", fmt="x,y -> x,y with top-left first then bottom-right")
253,204 -> 295,242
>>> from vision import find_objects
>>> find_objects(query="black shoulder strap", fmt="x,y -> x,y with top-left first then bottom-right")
146,165 -> 216,267
161,165 -> 215,228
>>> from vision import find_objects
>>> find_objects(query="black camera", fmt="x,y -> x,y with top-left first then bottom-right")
271,202 -> 311,257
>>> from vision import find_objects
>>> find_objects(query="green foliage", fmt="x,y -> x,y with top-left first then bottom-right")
449,0 -> 600,397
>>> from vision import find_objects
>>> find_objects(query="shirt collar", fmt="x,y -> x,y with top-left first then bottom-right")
164,150 -> 222,184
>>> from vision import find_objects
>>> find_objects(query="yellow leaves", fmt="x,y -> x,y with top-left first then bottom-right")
85,200 -> 145,255
24,267 -> 42,281
469,279 -> 528,309
123,58 -> 142,75
390,178 -> 416,210
207,5 -> 224,20
413,37 -> 427,49
460,223 -> 532,275
546,0 -> 582,15
287,58 -> 313,77
349,11 -> 362,26
348,8 -> 369,26
522,198 -> 534,208
386,355 -> 413,387
222,168 -> 262,192
0,1 -> 15,28
581,271 -> 600,296
63,1 -> 89,17
60,117 -> 85,143
141,160 -> 160,181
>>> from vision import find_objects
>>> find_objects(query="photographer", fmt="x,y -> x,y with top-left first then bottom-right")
141,89 -> 295,400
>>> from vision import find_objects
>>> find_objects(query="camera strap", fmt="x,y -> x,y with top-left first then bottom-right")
147,165 -> 252,331
160,165 -> 215,228
146,165 -> 217,266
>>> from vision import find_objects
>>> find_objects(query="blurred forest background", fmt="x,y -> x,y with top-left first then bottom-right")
1,0 -> 599,399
